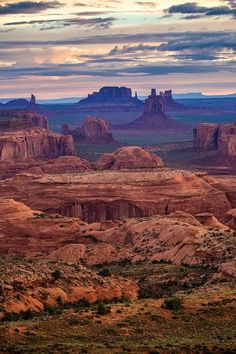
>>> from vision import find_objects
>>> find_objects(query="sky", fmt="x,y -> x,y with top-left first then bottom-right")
0,0 -> 235,98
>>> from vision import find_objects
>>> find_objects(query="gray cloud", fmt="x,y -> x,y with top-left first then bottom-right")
166,1 -> 236,19
0,1 -> 62,15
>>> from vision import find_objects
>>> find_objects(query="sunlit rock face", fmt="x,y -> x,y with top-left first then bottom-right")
0,128 -> 75,161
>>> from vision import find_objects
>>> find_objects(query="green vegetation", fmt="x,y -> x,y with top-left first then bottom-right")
163,297 -> 182,311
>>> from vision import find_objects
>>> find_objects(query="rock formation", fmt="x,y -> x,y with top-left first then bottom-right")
0,200 -> 235,279
78,86 -> 142,106
0,109 -> 48,131
0,170 -> 231,224
161,90 -> 188,112
124,89 -> 187,131
26,94 -> 42,113
0,128 -> 75,161
194,122 -> 236,165
95,146 -> 163,170
61,116 -> 116,144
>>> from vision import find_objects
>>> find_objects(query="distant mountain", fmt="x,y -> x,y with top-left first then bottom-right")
173,92 -> 236,99
0,99 -> 29,109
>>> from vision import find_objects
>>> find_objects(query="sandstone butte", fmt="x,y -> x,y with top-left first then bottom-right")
0,199 -> 235,281
95,146 -> 163,170
124,89 -> 188,131
194,122 -> 236,165
0,108 -> 48,131
61,116 -> 116,144
0,170 -> 233,224
0,128 -> 75,161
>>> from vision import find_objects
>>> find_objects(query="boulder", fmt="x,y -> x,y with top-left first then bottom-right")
95,146 -> 164,170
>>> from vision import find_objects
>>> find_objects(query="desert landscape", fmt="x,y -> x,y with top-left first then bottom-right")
0,1 -> 236,353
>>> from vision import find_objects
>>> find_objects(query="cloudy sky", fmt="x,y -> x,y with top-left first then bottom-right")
0,0 -> 235,98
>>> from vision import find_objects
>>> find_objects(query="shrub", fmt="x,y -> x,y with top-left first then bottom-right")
164,297 -> 182,311
98,268 -> 111,277
69,317 -> 79,326
96,302 -> 111,316
51,269 -> 62,281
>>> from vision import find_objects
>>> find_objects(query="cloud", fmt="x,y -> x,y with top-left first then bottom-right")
0,1 -> 62,15
165,1 -> 236,19
4,16 -> 117,30
135,1 -> 156,7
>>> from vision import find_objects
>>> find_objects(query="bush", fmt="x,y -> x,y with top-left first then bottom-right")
98,268 -> 111,277
69,317 -> 79,326
96,302 -> 111,316
164,297 -> 182,311
51,269 -> 62,281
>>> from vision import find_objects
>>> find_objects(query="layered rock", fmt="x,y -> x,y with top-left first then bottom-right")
0,256 -> 138,315
0,170 -> 231,224
61,116 -> 116,144
0,128 -> 75,161
193,122 -> 236,165
124,89 -> 187,131
78,86 -> 142,106
0,109 -> 48,131
0,201 -> 235,279
95,146 -> 163,170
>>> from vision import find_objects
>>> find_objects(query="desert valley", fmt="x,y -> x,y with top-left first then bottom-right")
0,85 -> 235,354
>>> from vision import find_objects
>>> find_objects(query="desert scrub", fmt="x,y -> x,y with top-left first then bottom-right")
163,296 -> 182,311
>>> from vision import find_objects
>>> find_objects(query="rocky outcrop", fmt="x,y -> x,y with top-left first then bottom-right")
124,89 -> 187,131
0,202 -> 235,279
0,128 -> 75,161
0,256 -> 138,316
0,109 -> 48,131
193,122 -> 236,165
27,156 -> 91,174
95,146 -> 163,170
161,90 -> 188,112
61,116 -> 116,144
78,86 -> 142,106
0,170 -> 231,224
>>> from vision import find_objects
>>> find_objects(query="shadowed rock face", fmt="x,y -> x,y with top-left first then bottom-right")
0,128 -> 75,161
0,109 -> 48,131
78,86 -> 142,106
95,146 -> 164,170
161,90 -> 188,112
193,122 -> 236,164
62,116 -> 116,144
124,89 -> 187,131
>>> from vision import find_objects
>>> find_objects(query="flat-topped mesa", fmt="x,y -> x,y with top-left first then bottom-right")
194,122 -> 236,164
0,109 -> 48,131
78,86 -> 142,106
0,128 -> 75,161
61,116 -> 116,144
125,89 -> 187,131
160,89 -> 187,112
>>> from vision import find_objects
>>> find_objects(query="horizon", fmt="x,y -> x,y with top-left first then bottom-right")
0,0 -> 236,97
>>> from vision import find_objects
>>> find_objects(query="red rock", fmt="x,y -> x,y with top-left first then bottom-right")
0,128 -> 75,161
62,116 -> 116,144
95,146 -> 164,170
124,89 -> 187,131
193,123 -> 219,150
0,108 -> 48,131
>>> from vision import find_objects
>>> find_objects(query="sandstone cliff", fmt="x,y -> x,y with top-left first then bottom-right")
0,170 -> 231,224
0,128 -> 75,161
95,146 -> 163,170
161,90 -> 188,112
0,109 -> 48,131
62,116 -> 116,144
193,122 -> 236,165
